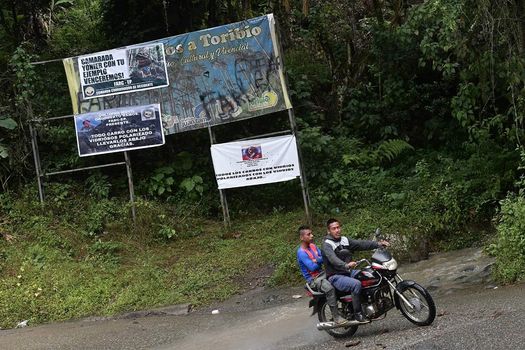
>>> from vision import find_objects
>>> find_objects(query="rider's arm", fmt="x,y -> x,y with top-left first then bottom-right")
315,247 -> 323,265
347,239 -> 381,251
297,249 -> 321,272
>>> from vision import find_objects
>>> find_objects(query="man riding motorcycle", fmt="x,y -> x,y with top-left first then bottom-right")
322,218 -> 390,323
296,225 -> 349,326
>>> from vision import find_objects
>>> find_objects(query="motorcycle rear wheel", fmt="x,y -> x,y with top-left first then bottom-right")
397,283 -> 436,326
317,300 -> 358,338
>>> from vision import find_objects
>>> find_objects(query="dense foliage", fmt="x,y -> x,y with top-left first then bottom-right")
0,0 -> 525,327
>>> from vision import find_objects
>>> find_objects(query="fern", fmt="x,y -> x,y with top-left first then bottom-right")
373,139 -> 414,163
342,139 -> 414,166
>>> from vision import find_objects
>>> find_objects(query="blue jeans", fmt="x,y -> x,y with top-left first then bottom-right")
328,270 -> 361,295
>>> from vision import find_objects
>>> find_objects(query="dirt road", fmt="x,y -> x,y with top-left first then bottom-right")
2,247 -> 521,350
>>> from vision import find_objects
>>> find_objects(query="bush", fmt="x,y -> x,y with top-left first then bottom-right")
490,195 -> 525,283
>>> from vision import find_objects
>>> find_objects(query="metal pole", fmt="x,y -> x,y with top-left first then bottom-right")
124,152 -> 136,222
28,116 -> 45,204
208,126 -> 231,227
288,108 -> 311,224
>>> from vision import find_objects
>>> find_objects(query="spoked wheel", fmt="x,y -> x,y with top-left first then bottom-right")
317,300 -> 358,338
397,283 -> 436,326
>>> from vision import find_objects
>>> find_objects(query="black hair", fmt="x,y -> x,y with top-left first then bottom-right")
326,218 -> 340,228
298,225 -> 311,236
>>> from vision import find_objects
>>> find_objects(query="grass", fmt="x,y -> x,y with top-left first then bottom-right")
0,184 -> 498,329
0,197 -> 310,329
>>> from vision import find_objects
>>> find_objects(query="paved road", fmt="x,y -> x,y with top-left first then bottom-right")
2,248 -> 523,350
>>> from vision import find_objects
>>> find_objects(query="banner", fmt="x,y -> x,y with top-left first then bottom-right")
74,104 -> 165,157
78,43 -> 169,99
210,135 -> 300,189
63,14 -> 292,135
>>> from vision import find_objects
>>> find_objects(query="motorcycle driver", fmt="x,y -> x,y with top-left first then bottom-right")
296,225 -> 349,326
322,218 -> 389,323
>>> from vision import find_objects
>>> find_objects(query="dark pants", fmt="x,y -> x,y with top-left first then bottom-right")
328,270 -> 363,313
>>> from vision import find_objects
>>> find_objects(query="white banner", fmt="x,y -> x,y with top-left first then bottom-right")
210,135 -> 300,189
77,43 -> 169,99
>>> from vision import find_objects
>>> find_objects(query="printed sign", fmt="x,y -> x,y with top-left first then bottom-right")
74,104 -> 165,157
77,43 -> 169,99
210,135 -> 300,189
63,14 -> 292,135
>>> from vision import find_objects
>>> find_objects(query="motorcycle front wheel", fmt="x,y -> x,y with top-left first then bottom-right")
396,283 -> 436,326
317,300 -> 358,338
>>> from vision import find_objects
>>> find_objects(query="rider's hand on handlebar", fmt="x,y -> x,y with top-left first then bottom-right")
347,261 -> 358,269
378,239 -> 390,247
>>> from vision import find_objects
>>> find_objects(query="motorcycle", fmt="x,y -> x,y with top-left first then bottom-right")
305,229 -> 436,338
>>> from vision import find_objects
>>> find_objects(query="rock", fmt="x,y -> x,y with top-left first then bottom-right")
212,309 -> 220,315
16,320 -> 28,328
461,265 -> 475,272
263,295 -> 277,303
292,295 -> 302,299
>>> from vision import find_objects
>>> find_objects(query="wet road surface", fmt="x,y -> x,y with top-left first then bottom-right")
2,247 -> 523,350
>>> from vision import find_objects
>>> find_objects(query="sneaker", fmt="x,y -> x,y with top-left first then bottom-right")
354,312 -> 370,324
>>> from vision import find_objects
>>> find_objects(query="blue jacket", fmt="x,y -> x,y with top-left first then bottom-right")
297,244 -> 323,283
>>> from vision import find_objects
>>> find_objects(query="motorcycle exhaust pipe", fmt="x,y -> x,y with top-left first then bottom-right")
316,319 -> 370,330
316,321 -> 341,330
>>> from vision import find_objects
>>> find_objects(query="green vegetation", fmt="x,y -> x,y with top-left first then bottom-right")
0,190 -> 305,329
0,0 -> 525,328
489,195 -> 525,283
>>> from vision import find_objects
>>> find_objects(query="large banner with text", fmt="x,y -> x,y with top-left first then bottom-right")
77,43 -> 169,99
74,104 -> 165,157
210,135 -> 300,189
63,14 -> 292,135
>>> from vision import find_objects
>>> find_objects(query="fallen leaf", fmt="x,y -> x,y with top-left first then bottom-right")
492,310 -> 503,319
437,310 -> 448,317
345,340 -> 361,347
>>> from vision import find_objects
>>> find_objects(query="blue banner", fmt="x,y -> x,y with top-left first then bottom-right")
74,104 -> 165,157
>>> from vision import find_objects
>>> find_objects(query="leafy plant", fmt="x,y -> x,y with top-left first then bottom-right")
87,240 -> 124,265
179,175 -> 204,200
490,195 -> 525,283
0,116 -> 17,159
85,173 -> 112,199
155,214 -> 177,240
342,139 -> 414,166
146,166 -> 176,197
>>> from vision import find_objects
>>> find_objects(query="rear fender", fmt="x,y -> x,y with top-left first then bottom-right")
393,280 -> 417,309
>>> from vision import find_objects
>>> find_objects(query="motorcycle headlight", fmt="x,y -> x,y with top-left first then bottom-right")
383,259 -> 398,271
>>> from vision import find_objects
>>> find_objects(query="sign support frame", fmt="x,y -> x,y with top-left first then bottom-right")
208,126 -> 231,227
28,108 -> 137,221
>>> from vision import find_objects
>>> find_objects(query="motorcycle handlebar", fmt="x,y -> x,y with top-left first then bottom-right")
355,258 -> 370,266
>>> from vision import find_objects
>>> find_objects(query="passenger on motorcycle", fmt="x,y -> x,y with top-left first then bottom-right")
296,225 -> 349,326
322,218 -> 390,323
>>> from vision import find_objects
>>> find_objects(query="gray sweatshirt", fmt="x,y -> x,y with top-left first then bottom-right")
322,235 -> 380,276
